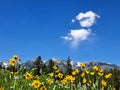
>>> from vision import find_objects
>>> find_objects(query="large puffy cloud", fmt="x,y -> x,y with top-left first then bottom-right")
74,11 -> 100,27
61,29 -> 92,47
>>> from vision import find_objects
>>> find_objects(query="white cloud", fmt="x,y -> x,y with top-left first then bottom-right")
61,36 -> 72,40
74,11 -> 100,27
61,11 -> 100,48
61,29 -> 92,48
71,19 -> 75,23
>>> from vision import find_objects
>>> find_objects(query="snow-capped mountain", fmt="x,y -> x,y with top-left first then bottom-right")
21,58 -> 36,69
21,58 -> 120,70
1,58 -> 120,70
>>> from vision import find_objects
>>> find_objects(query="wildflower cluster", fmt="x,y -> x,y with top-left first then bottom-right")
9,55 -> 20,67
0,56 -> 117,90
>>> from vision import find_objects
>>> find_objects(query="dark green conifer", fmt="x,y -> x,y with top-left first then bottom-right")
65,56 -> 72,75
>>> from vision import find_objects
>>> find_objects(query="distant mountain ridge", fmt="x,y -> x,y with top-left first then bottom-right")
21,58 -> 120,70
1,58 -> 120,70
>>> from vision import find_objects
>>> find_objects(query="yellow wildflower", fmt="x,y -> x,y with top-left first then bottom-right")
65,75 -> 70,80
53,65 -> 58,70
92,65 -> 99,71
47,79 -> 53,85
65,75 -> 75,83
85,68 -> 90,74
72,69 -> 79,75
61,79 -> 67,85
0,86 -> 4,90
58,73 -> 63,79
40,86 -> 47,90
82,78 -> 87,84
101,80 -> 107,87
81,72 -> 85,77
105,73 -> 112,79
69,76 -> 75,83
72,71 -> 76,75
32,80 -> 41,89
55,69 -> 60,73
98,72 -> 104,76
9,58 -> 15,66
13,55 -> 19,60
49,72 -> 54,77
24,72 -> 33,80
99,68 -> 104,72
90,72 -> 95,75
75,69 -> 79,74
80,63 -> 85,67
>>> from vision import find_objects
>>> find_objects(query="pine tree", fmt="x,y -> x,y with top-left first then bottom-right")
65,56 -> 72,75
42,64 -> 47,74
33,56 -> 43,75
47,59 -> 54,73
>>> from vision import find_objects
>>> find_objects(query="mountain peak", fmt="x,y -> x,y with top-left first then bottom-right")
1,58 -> 120,70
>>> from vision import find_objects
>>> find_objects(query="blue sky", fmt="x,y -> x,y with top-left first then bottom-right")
0,0 -> 120,65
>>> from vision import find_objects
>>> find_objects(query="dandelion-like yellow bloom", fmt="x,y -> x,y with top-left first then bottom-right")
72,69 -> 79,75
58,73 -> 63,79
53,65 -> 58,70
32,80 -> 41,89
75,69 -> 79,74
80,63 -> 85,67
82,78 -> 87,84
69,76 -> 75,83
24,72 -> 33,80
85,68 -> 90,74
99,68 -> 104,72
101,80 -> 107,87
47,79 -> 53,85
105,73 -> 112,79
65,75 -> 75,83
98,72 -> 104,76
13,55 -> 19,60
72,71 -> 76,76
0,86 -> 4,90
81,72 -> 85,77
49,72 -> 54,77
61,79 -> 67,85
55,69 -> 60,73
9,58 -> 15,66
92,65 -> 99,71
40,85 -> 47,90
90,72 -> 95,75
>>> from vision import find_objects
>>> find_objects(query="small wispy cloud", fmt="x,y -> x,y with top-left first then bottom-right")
71,19 -> 75,23
61,29 -> 92,48
73,11 -> 100,27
